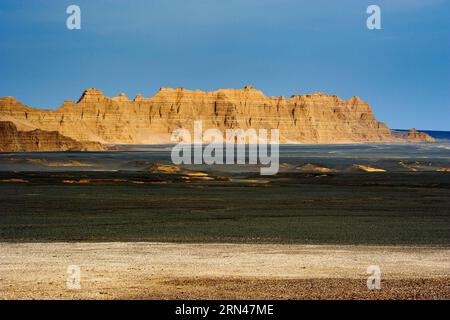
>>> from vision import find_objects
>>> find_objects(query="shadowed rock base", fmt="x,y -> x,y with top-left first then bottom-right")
0,121 -> 105,152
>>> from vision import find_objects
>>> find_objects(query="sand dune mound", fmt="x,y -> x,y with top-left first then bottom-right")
27,159 -> 93,167
149,163 -> 182,174
296,163 -> 335,173
149,162 -> 228,182
352,164 -> 386,172
399,161 -> 450,172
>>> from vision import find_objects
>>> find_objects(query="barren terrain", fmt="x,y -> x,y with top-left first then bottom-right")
1,243 -> 448,299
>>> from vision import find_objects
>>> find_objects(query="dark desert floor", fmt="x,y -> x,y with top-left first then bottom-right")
0,171 -> 448,245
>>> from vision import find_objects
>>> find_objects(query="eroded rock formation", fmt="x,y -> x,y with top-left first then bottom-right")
406,128 -> 435,142
0,121 -> 105,152
0,86 -> 434,145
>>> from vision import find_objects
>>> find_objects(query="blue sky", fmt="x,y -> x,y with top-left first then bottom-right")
1,0 -> 449,130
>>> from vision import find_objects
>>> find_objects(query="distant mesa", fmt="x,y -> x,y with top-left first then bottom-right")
0,85 -> 434,151
392,128 -> 435,142
407,128 -> 435,142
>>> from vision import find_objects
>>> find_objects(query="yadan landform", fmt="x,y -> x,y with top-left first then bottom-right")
0,85 -> 433,151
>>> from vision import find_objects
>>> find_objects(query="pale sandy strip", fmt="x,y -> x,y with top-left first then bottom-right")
0,242 -> 449,299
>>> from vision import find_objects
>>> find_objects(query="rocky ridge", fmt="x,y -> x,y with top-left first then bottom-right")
0,86 -> 434,146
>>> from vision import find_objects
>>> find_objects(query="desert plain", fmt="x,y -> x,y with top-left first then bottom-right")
0,161 -> 449,299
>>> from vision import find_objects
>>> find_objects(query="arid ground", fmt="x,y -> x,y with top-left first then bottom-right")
0,147 -> 449,300
0,243 -> 449,299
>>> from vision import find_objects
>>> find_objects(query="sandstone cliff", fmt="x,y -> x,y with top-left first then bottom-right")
406,128 -> 435,142
0,86 -> 434,144
0,121 -> 105,152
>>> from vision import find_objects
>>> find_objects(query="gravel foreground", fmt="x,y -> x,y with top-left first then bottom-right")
0,242 -> 448,300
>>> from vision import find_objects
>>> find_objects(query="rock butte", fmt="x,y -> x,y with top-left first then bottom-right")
0,86 -> 434,151
0,121 -> 104,152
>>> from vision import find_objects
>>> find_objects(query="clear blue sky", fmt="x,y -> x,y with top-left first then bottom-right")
1,0 -> 449,130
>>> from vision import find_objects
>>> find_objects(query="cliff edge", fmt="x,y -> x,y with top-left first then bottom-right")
0,86 -> 434,145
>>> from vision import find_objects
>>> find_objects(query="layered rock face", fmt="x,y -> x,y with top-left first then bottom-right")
0,121 -> 104,152
0,86 -> 433,145
406,128 -> 435,142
